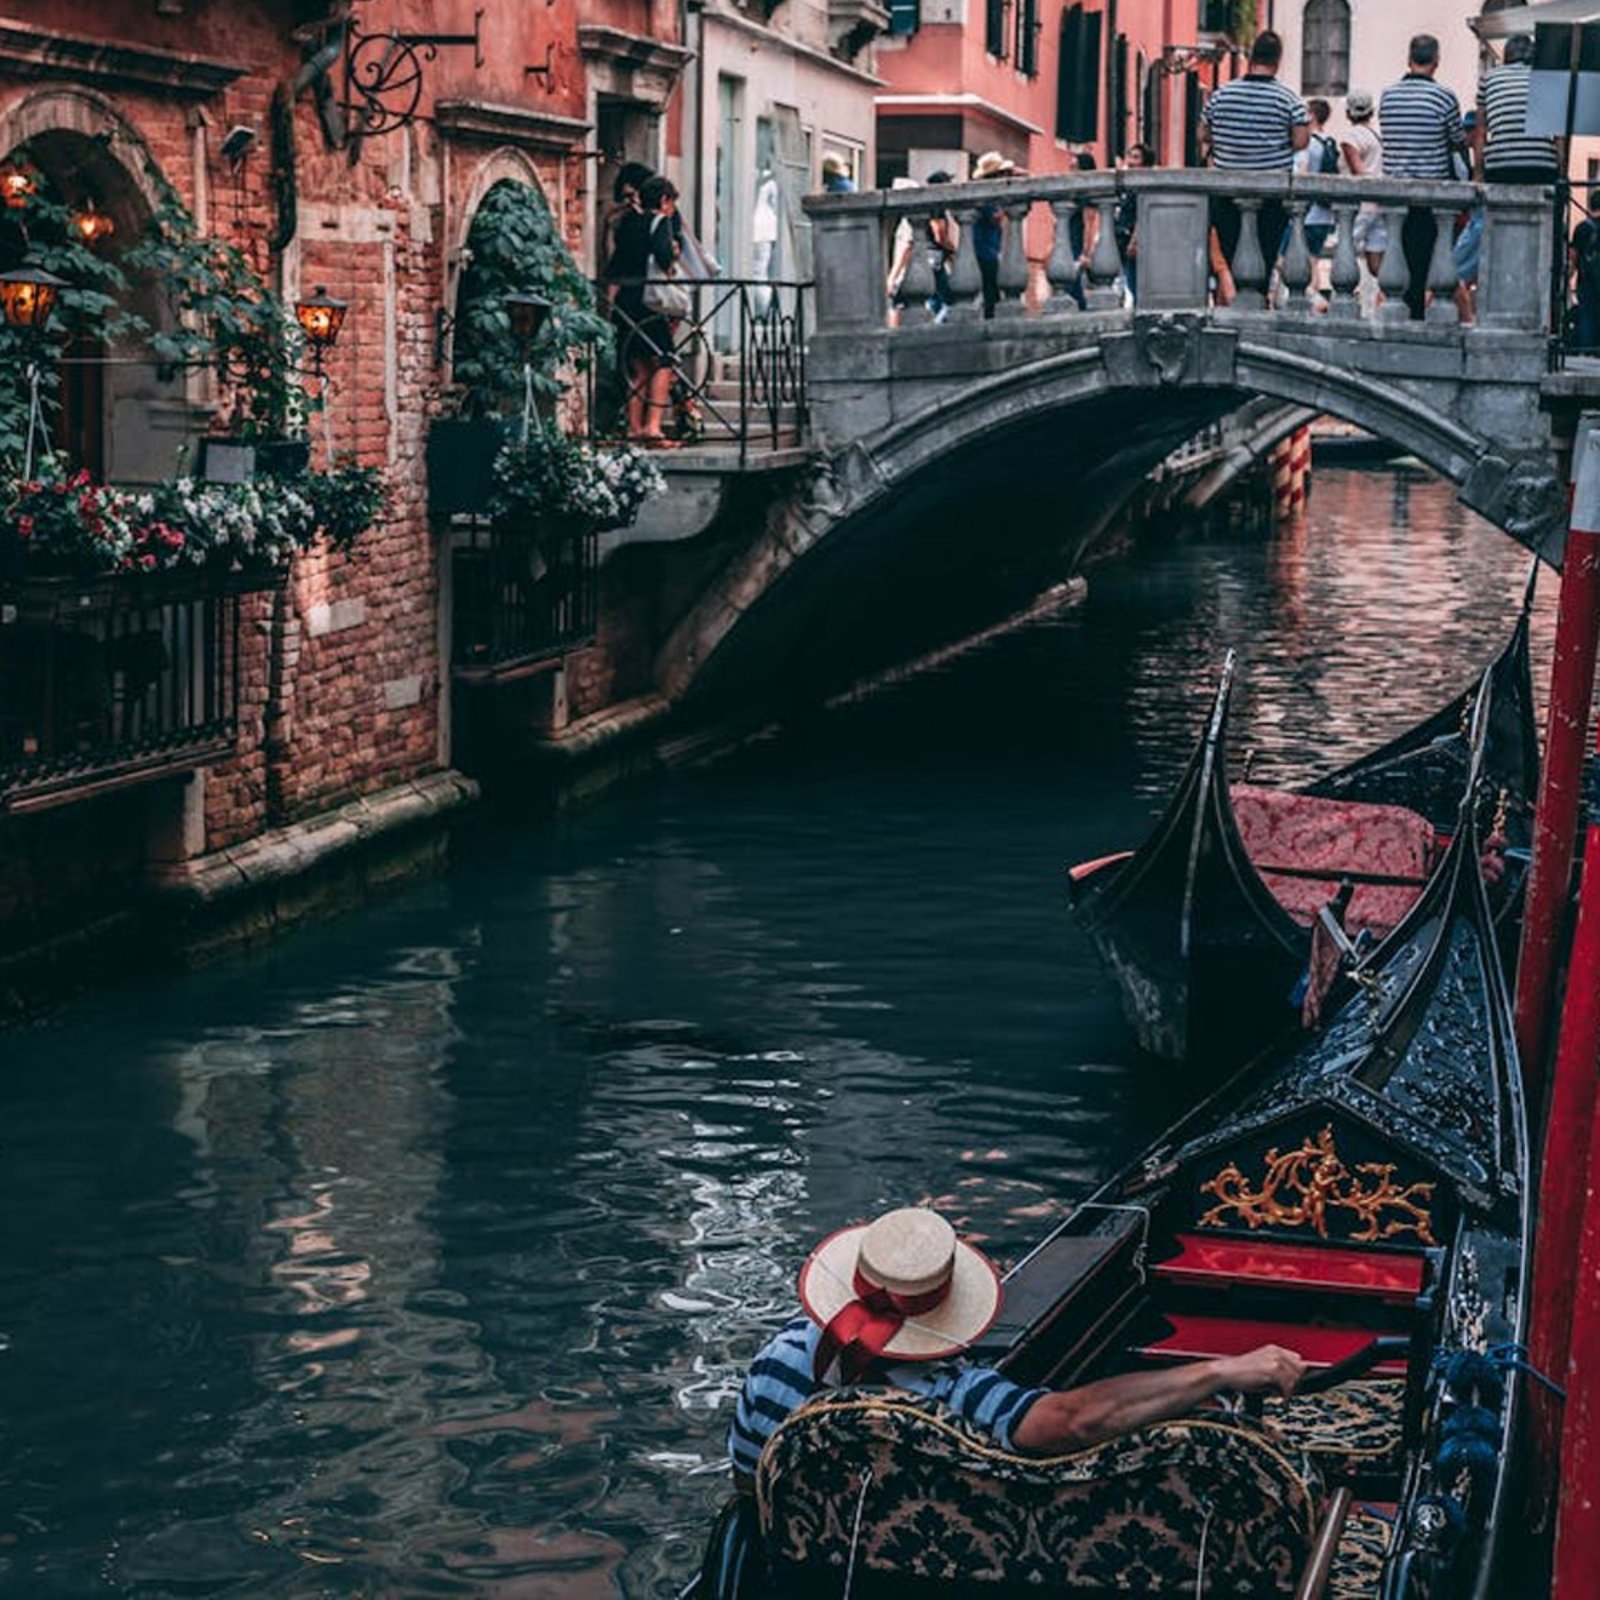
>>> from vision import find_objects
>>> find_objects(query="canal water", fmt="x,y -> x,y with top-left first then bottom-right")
0,465 -> 1557,1598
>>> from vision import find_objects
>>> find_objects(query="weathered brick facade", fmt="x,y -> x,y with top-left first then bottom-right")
0,0 -> 688,1000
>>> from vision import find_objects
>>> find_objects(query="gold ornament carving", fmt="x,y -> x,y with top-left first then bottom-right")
1197,1125 -> 1435,1245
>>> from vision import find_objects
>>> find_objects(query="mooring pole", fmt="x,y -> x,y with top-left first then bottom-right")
1515,421 -> 1600,1081
1549,682 -> 1600,1588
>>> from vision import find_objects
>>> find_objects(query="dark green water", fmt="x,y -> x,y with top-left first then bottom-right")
0,467 -> 1556,1597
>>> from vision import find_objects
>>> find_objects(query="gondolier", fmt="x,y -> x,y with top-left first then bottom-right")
728,1205 -> 1305,1484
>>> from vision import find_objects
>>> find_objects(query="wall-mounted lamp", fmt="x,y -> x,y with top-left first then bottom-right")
0,262 -> 66,333
0,162 -> 37,210
1,262 -> 68,479
294,284 -> 348,377
68,200 -> 115,247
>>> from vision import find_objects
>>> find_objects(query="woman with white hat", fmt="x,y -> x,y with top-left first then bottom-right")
727,1206 -> 1305,1484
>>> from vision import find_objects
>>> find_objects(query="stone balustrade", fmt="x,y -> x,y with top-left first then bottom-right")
806,168 -> 1552,334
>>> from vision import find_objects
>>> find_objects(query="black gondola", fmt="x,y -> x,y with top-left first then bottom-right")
689,678 -> 1530,1599
1066,565 -> 1539,1065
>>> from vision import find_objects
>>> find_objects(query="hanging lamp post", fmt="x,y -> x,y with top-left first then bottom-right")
0,262 -> 68,479
293,286 -> 349,466
505,290 -> 552,443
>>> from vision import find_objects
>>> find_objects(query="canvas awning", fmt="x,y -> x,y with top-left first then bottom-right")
1477,0 -> 1600,39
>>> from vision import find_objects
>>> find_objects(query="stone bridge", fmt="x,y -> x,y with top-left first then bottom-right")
658,168 -> 1592,704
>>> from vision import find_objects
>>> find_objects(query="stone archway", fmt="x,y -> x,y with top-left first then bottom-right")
0,89 -> 193,482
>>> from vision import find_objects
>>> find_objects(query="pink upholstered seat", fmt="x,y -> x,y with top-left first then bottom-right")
1231,785 -> 1437,935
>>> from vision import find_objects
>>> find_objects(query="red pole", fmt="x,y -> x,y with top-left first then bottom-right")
1515,423 -> 1600,1081
1550,782 -> 1600,1589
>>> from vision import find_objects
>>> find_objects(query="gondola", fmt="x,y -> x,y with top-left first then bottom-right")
1066,563 -> 1540,1066
688,678 -> 1530,1598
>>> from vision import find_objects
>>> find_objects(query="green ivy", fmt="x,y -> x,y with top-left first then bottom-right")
451,179 -> 611,416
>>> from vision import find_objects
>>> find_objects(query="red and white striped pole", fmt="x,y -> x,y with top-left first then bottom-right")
1525,421 -> 1600,1548
1516,421 -> 1600,1081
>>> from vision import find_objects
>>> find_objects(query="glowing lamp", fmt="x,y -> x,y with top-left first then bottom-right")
293,285 -> 348,351
68,202 -> 114,246
0,163 -> 37,209
0,263 -> 67,332
505,290 -> 552,348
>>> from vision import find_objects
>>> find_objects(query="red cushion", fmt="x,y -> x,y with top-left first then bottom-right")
1231,785 -> 1435,935
1153,1234 -> 1426,1304
1139,1314 -> 1409,1373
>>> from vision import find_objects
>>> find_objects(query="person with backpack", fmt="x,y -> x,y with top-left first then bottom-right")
1570,188 -> 1600,354
1290,98 -> 1339,273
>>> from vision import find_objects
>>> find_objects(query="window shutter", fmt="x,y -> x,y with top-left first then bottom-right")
986,0 -> 1007,58
888,0 -> 919,34
1056,7 -> 1081,140
1017,0 -> 1039,76
1112,32 -> 1129,159
1075,8 -> 1102,144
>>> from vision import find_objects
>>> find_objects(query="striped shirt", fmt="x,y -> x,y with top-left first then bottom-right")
1201,75 -> 1309,171
1379,74 -> 1465,180
727,1315 -> 1046,1476
1478,63 -> 1559,179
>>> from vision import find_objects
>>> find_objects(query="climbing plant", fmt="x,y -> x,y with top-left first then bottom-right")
451,178 -> 611,416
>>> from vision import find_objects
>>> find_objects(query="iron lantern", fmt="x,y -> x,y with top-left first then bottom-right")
0,263 -> 67,333
294,285 -> 349,353
68,201 -> 115,247
505,290 -> 553,349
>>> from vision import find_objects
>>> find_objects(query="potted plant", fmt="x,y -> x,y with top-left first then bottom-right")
488,431 -> 663,532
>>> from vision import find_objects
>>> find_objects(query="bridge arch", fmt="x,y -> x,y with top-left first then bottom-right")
659,320 -> 1566,703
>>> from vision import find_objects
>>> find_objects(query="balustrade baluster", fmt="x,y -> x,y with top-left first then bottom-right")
1377,205 -> 1410,322
898,210 -> 935,321
1280,202 -> 1313,315
997,198 -> 1031,317
1426,204 -> 1461,324
1230,199 -> 1268,310
944,204 -> 983,322
1328,202 -> 1361,318
1084,196 -> 1123,310
1045,199 -> 1083,314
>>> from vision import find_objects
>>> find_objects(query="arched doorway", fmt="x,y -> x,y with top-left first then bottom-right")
0,122 -> 190,483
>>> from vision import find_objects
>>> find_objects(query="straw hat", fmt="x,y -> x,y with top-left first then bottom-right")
799,1206 -> 1003,1364
822,151 -> 848,177
972,150 -> 1015,180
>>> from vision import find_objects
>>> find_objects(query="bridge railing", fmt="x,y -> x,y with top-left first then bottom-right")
806,169 -> 1551,335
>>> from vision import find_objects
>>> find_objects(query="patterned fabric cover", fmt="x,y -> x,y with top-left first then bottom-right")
1231,785 -> 1436,934
1328,1506 -> 1395,1598
1264,1380 -> 1407,1476
756,1388 -> 1323,1596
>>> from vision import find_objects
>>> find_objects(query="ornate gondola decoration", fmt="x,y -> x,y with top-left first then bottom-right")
1067,562 -> 1540,1067
688,674 -> 1529,1599
1197,1126 -> 1437,1244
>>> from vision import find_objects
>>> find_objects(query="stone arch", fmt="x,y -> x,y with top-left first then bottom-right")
658,336 -> 1541,702
0,88 -> 194,482
444,148 -> 553,370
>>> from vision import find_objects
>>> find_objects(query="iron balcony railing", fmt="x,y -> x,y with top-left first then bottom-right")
588,277 -> 811,466
450,514 -> 599,682
0,570 -> 256,813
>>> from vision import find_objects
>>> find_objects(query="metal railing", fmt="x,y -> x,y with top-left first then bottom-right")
0,570 -> 251,813
807,169 -> 1553,334
450,514 -> 599,682
587,277 -> 811,466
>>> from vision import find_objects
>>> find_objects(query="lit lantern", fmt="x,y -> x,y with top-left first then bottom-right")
294,285 -> 348,354
0,162 -> 37,210
0,263 -> 67,333
68,201 -> 114,247
505,290 -> 552,349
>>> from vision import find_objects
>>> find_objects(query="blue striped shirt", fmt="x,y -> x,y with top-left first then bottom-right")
728,1315 -> 1045,1475
1201,75 -> 1309,171
1379,74 -> 1465,180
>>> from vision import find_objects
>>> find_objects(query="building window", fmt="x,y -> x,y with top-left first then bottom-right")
888,0 -> 919,34
1301,0 -> 1351,96
986,0 -> 1009,60
1056,4 -> 1102,144
1015,0 -> 1039,75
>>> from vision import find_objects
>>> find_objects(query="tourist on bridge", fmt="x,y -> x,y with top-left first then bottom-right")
1569,189 -> 1600,353
1379,33 -> 1469,320
1198,30 -> 1308,301
1476,33 -> 1560,189
1339,89 -> 1389,298
970,150 -> 1015,319
727,1205 -> 1306,1487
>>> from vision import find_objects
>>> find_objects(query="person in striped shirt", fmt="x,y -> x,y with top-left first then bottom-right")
727,1205 -> 1306,1486
1476,34 -> 1560,187
1198,30 -> 1309,299
1379,34 -> 1469,320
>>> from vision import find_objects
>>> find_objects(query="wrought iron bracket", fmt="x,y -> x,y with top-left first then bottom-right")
344,7 -> 485,141
524,43 -> 555,88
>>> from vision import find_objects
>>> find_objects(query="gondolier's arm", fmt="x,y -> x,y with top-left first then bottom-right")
1010,1344 -> 1307,1454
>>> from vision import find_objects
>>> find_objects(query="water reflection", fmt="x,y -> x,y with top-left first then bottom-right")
0,467 -> 1556,1596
